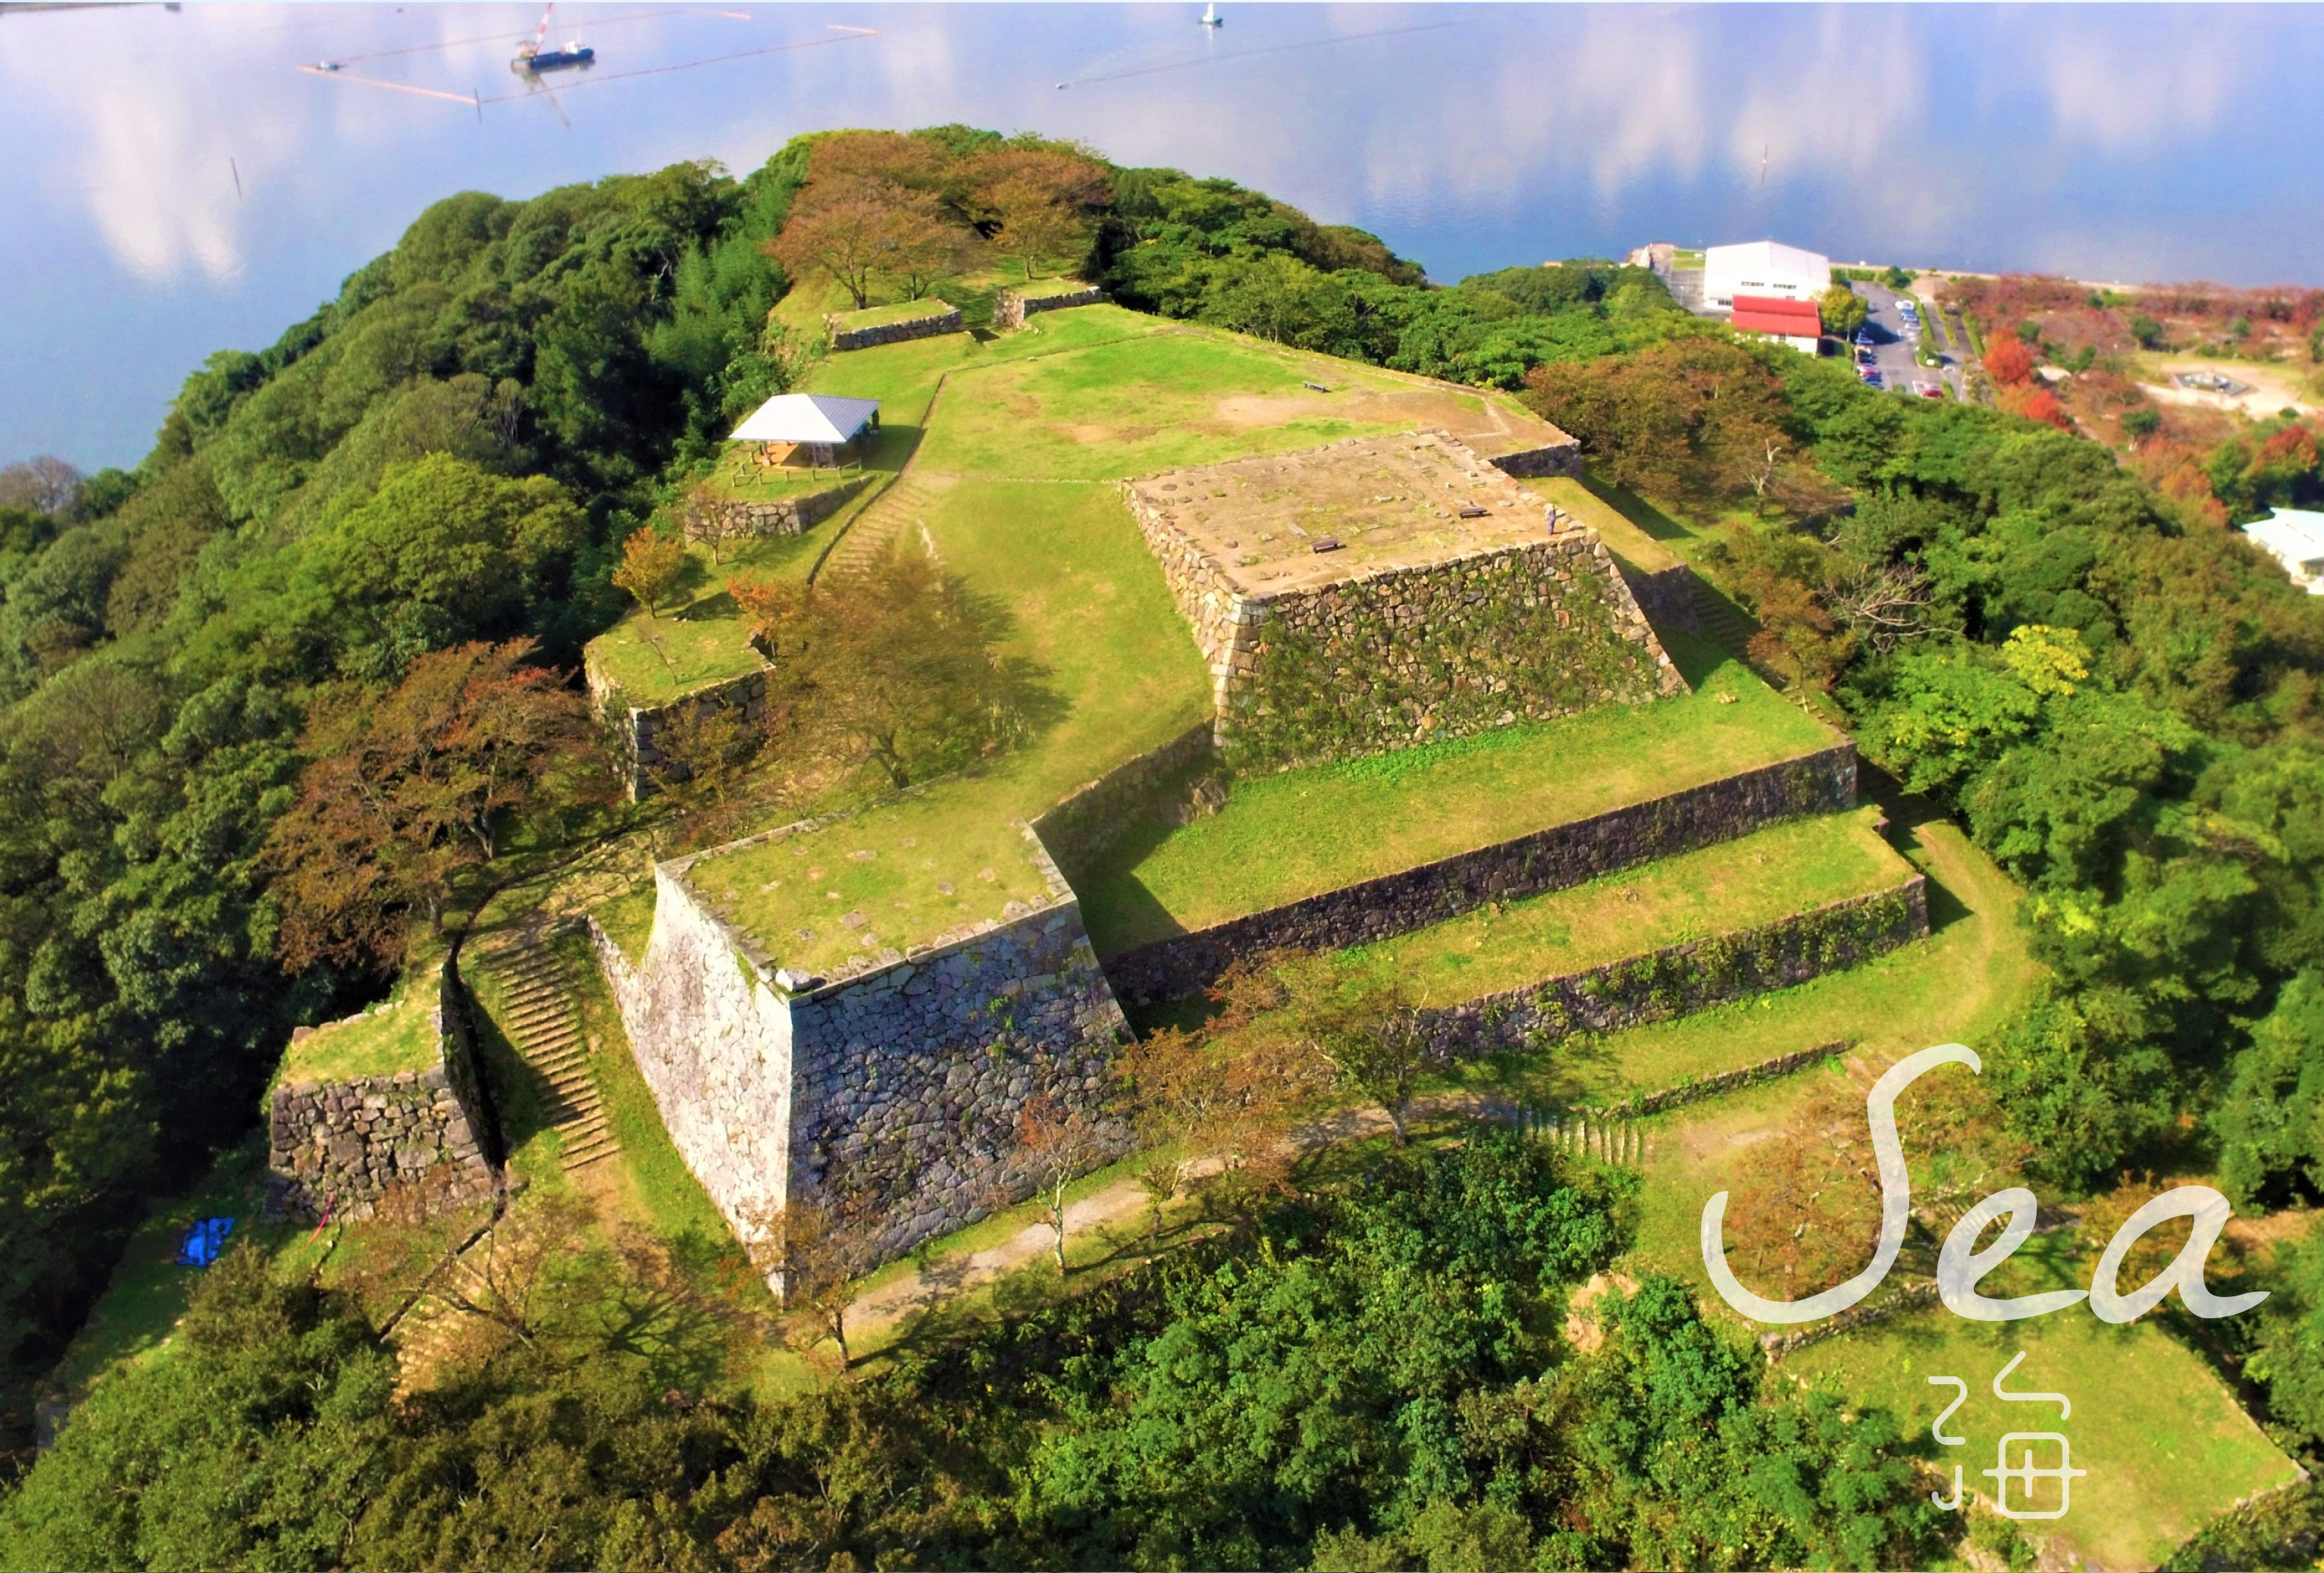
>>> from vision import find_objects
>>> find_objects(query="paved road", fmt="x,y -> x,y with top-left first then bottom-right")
1847,282 -> 1963,401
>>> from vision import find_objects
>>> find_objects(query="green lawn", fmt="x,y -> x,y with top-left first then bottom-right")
702,464 -> 863,506
1518,474 -> 1687,573
582,533 -> 820,707
1348,806 -> 1911,1007
279,964 -> 443,1084
1078,636 -> 1834,956
1789,1288 -> 2300,1569
1010,275 -> 1098,302
915,327 -> 1535,482
683,803 -> 1059,977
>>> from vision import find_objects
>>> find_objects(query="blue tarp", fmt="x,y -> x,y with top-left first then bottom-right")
176,1216 -> 235,1268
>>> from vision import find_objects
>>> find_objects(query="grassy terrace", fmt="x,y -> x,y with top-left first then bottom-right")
1010,275 -> 1098,300
1519,474 -> 1686,574
1078,635 -> 1834,955
682,805 -> 1059,980
682,475 -> 1213,967
1347,807 -> 1909,1005
278,962 -> 441,1084
582,530 -> 820,706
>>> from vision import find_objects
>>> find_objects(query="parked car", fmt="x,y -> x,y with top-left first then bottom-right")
1919,384 -> 1944,398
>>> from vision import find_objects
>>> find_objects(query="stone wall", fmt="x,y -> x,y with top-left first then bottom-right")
586,667 -> 772,802
827,303 -> 963,351
1027,720 -> 1220,878
995,283 -> 1103,330
266,958 -> 497,1221
1417,879 -> 1928,1056
1486,438 -> 1584,479
694,476 -> 869,541
1103,743 -> 1858,1003
590,823 -> 1133,1278
1126,474 -> 1683,771
592,866 -> 796,1259
1615,560 -> 1702,635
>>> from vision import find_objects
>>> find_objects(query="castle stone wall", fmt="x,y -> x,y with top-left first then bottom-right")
1028,720 -> 1221,878
827,304 -> 963,351
1103,743 -> 1858,1003
1486,439 -> 1583,479
1125,466 -> 1683,771
995,283 -> 1103,330
1417,878 -> 1929,1055
696,476 -> 869,540
266,958 -> 496,1221
590,825 -> 1131,1278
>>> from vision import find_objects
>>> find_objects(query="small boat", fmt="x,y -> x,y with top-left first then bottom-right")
1200,2 -> 1223,25
511,2 -> 594,73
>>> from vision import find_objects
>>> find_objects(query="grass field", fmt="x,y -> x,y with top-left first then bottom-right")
1788,1280 -> 2300,1568
582,530 -> 822,706
1077,636 -> 1833,955
1348,806 -> 1911,1005
1518,474 -> 1687,573
1010,275 -> 1098,301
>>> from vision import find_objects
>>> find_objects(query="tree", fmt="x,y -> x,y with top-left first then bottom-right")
0,454 -> 83,516
737,555 -> 1040,790
985,179 -> 1090,282
1983,331 -> 2037,385
1253,954 -> 1432,1144
612,529 -> 686,618
880,185 -> 974,300
1015,1094 -> 1113,1273
769,1199 -> 865,1371
264,639 -> 598,967
674,484 -> 748,566
1818,282 -> 1869,339
766,179 -> 915,311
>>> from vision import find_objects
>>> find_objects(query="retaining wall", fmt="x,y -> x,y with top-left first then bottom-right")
1418,878 -> 1928,1057
1027,720 -> 1220,878
584,665 -> 772,802
591,822 -> 1131,1277
265,957 -> 497,1221
1485,439 -> 1584,479
827,303 -> 963,351
995,283 -> 1103,330
1126,460 -> 1683,771
1616,560 -> 1702,635
696,475 -> 869,540
1104,742 -> 1859,1003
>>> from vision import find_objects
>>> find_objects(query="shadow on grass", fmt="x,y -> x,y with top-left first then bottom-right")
1580,472 -> 1696,543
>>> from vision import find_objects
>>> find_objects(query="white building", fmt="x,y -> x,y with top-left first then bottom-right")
1702,241 -> 1831,310
2243,508 -> 2324,595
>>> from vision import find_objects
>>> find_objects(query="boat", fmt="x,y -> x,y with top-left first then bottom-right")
510,1 -> 593,73
1200,2 -> 1223,26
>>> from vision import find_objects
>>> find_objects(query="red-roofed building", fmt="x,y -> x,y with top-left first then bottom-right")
1729,293 -> 1823,353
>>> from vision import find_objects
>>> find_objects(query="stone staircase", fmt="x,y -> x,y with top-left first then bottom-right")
1691,577 -> 1760,664
818,476 -> 938,581
488,939 -> 618,1173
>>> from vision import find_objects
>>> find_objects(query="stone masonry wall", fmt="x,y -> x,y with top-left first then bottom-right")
1618,561 -> 1702,635
591,864 -> 796,1259
1485,438 -> 1583,479
1104,743 -> 1858,1003
589,823 -> 1133,1278
583,666 -> 772,802
827,303 -> 963,351
266,957 -> 497,1221
1027,720 -> 1220,878
1417,879 -> 1929,1056
995,283 -> 1103,330
1125,461 -> 1684,771
695,476 -> 869,541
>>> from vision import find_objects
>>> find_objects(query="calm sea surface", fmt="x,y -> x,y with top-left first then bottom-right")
5,1 -> 2321,468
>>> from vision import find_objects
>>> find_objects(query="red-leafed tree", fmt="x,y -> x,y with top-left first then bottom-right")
1983,333 -> 2037,386
265,640 -> 602,970
1997,382 -> 2070,430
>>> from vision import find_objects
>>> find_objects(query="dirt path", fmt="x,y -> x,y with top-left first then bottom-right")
842,1093 -> 1499,1340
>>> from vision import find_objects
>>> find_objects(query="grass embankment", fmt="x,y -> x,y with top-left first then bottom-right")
277,964 -> 443,1085
1350,806 -> 1910,1006
1009,275 -> 1098,302
583,532 -> 821,706
1518,474 -> 1686,574
1077,637 -> 1833,955
688,476 -> 1212,964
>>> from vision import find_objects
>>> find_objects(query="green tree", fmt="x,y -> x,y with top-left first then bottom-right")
1820,282 -> 1869,339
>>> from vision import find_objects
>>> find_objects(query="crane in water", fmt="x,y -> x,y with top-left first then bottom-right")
511,2 -> 594,73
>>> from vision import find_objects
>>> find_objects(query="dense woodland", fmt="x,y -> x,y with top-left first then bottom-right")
4,123 -> 2324,1568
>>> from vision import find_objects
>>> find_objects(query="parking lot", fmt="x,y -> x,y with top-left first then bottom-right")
1846,282 -> 1959,400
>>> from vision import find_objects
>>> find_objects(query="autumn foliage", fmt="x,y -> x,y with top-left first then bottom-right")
1996,381 -> 2070,429
1981,331 -> 2037,386
265,640 -> 600,970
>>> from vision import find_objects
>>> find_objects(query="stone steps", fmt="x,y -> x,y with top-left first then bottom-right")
476,938 -> 620,1177
822,480 -> 936,580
